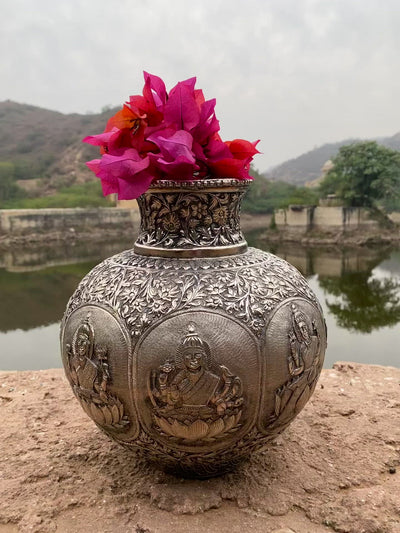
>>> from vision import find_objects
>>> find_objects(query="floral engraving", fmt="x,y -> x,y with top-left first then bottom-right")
66,313 -> 129,431
149,324 -> 243,442
64,248 -> 319,343
136,187 -> 246,249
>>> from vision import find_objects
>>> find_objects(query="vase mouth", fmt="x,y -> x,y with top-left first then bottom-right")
135,177 -> 249,258
146,178 -> 251,193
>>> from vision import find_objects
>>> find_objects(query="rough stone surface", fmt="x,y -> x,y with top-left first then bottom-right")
0,362 -> 399,533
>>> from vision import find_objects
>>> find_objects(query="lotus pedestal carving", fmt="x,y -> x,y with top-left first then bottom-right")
61,180 -> 327,477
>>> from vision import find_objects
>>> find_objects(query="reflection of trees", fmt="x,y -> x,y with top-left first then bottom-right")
0,262 -> 97,332
319,272 -> 400,333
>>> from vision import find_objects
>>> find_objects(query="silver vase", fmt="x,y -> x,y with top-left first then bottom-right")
60,179 -> 327,477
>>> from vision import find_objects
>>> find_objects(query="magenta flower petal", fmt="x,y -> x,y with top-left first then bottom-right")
98,150 -> 150,177
82,129 -> 118,147
204,136 -> 232,161
86,159 -> 101,174
192,98 -> 220,143
99,173 -> 118,196
88,149 -> 154,199
164,81 -> 200,131
153,155 -> 199,180
192,141 -> 206,162
148,130 -> 195,163
116,170 -> 154,199
143,71 -> 167,110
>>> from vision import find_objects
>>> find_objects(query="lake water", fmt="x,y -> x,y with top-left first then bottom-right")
1,231 -> 399,370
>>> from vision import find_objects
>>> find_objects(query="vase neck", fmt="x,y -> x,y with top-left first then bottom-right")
134,180 -> 249,258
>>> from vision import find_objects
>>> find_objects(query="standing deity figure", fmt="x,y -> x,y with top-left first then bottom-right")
67,314 -> 109,402
271,304 -> 322,425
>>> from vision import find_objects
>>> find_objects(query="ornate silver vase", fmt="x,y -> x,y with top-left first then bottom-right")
60,179 -> 327,477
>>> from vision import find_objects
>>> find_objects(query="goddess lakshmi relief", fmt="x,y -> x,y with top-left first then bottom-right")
149,324 -> 244,441
66,314 -> 128,430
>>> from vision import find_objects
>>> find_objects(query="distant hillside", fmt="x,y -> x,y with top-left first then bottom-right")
0,101 -> 118,194
264,133 -> 400,185
1,101 -> 399,193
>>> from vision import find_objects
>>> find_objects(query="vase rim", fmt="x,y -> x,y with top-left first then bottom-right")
147,178 -> 251,192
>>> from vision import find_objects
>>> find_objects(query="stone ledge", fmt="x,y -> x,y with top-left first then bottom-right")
0,363 -> 399,533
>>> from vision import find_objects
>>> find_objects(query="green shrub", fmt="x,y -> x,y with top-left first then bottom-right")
0,180 -> 110,209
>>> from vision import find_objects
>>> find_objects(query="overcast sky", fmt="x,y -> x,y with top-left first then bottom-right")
1,0 -> 400,171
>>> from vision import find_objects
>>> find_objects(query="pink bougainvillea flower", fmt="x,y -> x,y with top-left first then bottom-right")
194,88 -> 205,108
83,126 -> 143,155
82,71 -> 260,199
151,155 -> 199,180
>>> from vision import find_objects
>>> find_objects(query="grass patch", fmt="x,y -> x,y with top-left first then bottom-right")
0,180 -> 111,209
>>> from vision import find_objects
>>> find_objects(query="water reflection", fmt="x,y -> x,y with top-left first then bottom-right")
0,232 -> 399,370
320,272 -> 400,333
0,240 -> 133,333
261,242 -> 400,334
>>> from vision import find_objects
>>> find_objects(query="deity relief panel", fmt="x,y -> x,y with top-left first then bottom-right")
133,311 -> 260,449
260,298 -> 327,432
149,324 -> 244,441
61,305 -> 136,438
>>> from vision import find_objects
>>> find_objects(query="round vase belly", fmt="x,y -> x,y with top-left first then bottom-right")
60,180 -> 327,477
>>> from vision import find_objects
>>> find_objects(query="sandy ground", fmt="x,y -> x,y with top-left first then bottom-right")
0,362 -> 399,533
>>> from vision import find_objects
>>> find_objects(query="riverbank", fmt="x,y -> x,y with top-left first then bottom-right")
259,226 -> 400,247
1,211 -> 398,250
0,208 -> 140,249
1,363 -> 399,533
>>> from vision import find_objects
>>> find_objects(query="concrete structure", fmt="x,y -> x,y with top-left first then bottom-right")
275,205 -> 379,231
0,208 -> 140,237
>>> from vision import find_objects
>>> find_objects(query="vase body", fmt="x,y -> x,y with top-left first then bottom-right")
60,179 -> 327,477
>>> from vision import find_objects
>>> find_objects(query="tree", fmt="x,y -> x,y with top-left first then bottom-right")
242,166 -> 320,214
319,141 -> 400,207
0,162 -> 21,202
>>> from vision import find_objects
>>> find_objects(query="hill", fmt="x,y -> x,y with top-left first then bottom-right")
1,100 -> 399,194
0,100 -> 117,194
264,133 -> 400,185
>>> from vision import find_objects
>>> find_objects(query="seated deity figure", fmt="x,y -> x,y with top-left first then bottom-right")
150,324 -> 243,419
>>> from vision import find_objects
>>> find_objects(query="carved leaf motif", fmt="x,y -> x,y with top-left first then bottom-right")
186,420 -> 209,440
207,418 -> 225,437
225,412 -> 241,432
111,404 -> 121,424
90,403 -> 106,425
102,405 -> 113,426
